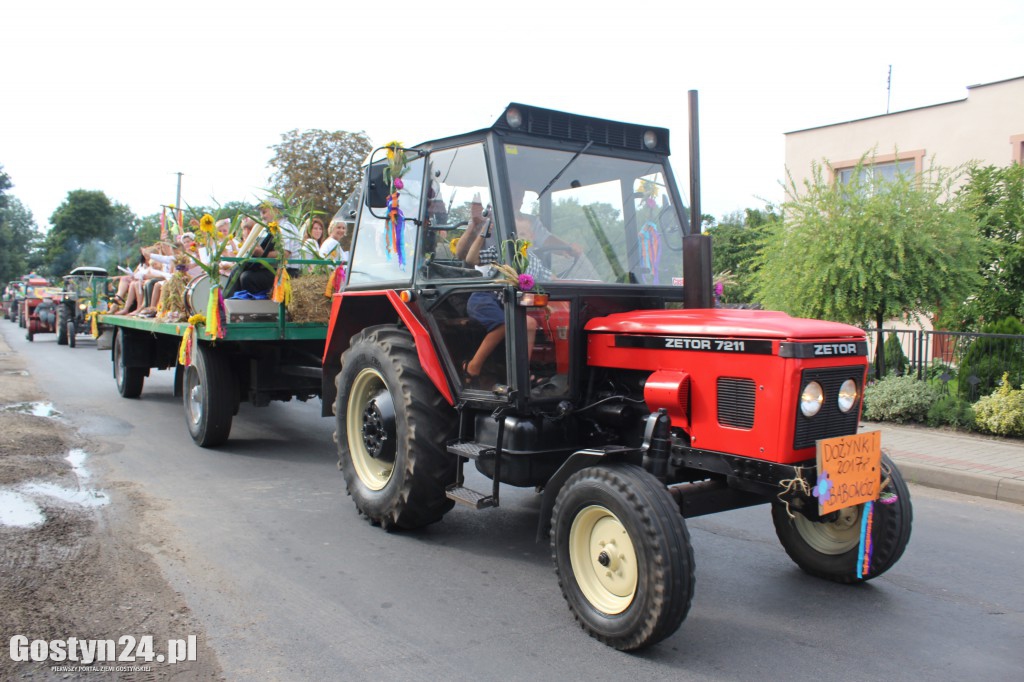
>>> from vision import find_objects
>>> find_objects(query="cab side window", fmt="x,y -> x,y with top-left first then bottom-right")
418,144 -> 496,280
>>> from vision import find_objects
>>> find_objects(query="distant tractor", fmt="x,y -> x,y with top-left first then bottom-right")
58,266 -> 109,347
21,276 -> 59,341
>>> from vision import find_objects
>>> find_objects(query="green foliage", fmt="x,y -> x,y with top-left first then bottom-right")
269,129 -> 372,222
943,164 -> 1024,330
958,317 -> 1024,398
863,374 -> 941,423
0,195 -> 42,284
973,374 -> 1024,437
926,394 -> 976,430
752,154 -> 981,327
883,332 -> 908,376
705,205 -> 778,303
44,190 -> 120,277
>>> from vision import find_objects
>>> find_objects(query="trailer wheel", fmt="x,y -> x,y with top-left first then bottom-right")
56,307 -> 68,345
335,325 -> 457,530
67,319 -> 77,348
113,329 -> 145,398
772,454 -> 912,583
551,462 -> 695,651
183,344 -> 236,447
26,328 -> 33,342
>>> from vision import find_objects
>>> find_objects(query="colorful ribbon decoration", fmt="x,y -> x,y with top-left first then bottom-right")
638,221 -> 661,284
272,267 -> 292,308
206,285 -> 225,339
856,501 -> 875,579
324,265 -> 346,297
177,314 -> 205,366
385,192 -> 405,268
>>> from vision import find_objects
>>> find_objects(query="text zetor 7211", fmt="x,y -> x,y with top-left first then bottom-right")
323,100 -> 912,651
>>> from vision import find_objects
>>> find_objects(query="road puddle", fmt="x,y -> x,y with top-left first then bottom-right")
1,401 -> 60,417
0,449 -> 108,528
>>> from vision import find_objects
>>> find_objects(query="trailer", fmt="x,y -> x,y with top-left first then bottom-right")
97,259 -> 332,447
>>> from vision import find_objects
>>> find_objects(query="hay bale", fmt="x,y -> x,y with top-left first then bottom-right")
289,274 -> 332,323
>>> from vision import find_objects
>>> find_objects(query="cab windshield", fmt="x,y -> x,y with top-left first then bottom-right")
502,143 -> 687,286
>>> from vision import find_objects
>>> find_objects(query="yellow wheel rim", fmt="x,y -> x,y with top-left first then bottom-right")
793,505 -> 862,555
346,368 -> 394,491
568,505 -> 638,615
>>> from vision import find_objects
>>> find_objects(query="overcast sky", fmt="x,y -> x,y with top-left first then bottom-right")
3,0 -> 1022,231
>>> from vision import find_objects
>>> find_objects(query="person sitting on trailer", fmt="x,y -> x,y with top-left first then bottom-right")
227,199 -> 302,297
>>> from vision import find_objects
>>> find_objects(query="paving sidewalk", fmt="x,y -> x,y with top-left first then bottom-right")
862,422 -> 1024,505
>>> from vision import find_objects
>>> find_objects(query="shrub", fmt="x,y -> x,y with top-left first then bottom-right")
973,374 -> 1024,437
926,394 -> 976,431
863,374 -> 941,423
958,317 -> 1024,399
883,332 -> 908,376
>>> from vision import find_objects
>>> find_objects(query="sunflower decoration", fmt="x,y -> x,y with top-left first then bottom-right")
494,238 -> 541,293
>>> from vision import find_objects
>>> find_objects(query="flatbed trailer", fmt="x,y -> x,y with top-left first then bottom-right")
96,261 -> 333,447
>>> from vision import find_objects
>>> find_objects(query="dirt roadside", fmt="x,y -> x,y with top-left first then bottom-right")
0,332 -> 223,680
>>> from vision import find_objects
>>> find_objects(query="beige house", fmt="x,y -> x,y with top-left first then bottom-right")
785,76 -> 1024,186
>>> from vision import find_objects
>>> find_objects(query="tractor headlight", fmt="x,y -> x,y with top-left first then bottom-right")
800,381 -> 824,417
79,302 -> 88,310
837,379 -> 858,413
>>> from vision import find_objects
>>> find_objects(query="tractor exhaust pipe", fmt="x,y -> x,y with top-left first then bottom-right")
684,90 -> 713,309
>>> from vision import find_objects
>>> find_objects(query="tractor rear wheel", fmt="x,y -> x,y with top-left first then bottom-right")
56,307 -> 68,345
771,454 -> 912,583
183,344 -> 236,447
113,329 -> 145,398
335,325 -> 457,530
551,462 -> 695,650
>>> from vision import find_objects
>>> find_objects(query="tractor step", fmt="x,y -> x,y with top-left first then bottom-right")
447,441 -> 494,460
446,485 -> 497,509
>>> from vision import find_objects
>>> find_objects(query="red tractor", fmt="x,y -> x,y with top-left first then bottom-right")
323,100 -> 912,650
21,276 -> 61,341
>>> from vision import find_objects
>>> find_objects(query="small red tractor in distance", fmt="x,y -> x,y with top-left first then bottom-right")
323,98 -> 912,650
22,276 -> 62,342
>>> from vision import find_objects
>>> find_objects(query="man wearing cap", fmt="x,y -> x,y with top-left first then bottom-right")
233,199 -> 302,295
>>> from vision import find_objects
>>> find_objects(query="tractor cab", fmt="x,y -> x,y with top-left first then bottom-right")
346,104 -> 694,410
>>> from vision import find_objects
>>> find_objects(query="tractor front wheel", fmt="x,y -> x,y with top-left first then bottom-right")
67,318 -> 77,348
335,325 -> 457,530
551,462 -> 695,650
771,454 -> 912,583
56,307 -> 68,345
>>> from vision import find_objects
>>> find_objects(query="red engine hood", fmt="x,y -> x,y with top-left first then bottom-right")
586,308 -> 865,341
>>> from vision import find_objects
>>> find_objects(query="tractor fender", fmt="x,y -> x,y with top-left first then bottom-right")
535,446 -> 643,542
322,290 -> 454,414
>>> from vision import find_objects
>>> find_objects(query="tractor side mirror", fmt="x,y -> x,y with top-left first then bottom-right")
365,161 -> 390,209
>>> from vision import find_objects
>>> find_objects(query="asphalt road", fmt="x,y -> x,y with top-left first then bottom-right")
4,323 -> 1023,681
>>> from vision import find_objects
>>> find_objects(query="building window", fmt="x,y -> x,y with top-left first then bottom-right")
833,150 -> 925,185
1012,135 -> 1024,164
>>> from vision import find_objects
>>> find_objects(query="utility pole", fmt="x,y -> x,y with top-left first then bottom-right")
174,172 -> 184,231
886,65 -> 893,114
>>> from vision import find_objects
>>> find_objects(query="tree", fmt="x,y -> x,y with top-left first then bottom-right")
44,190 -> 119,277
752,157 -> 981,334
705,206 -> 778,303
0,196 -> 42,284
268,129 -> 372,221
942,163 -> 1024,330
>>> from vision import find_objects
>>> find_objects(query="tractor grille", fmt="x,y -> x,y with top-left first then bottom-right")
793,367 -> 863,450
717,378 -> 755,429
